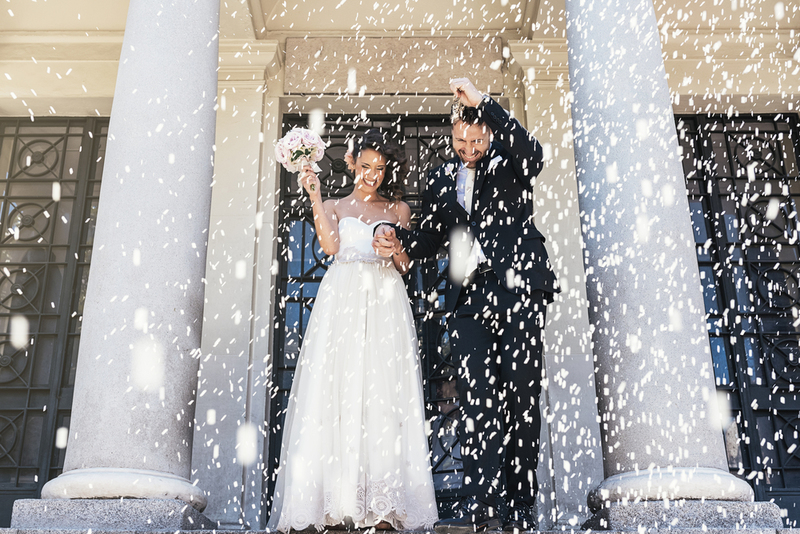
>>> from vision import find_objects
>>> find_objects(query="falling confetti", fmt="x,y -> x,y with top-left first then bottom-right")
10,315 -> 29,349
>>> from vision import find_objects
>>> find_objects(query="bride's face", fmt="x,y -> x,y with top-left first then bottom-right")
354,148 -> 388,191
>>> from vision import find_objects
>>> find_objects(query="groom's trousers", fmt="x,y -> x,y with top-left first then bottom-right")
448,268 -> 549,509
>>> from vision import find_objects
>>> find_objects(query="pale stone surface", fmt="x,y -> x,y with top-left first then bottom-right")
245,95 -> 283,530
37,0 -> 219,515
516,63 -> 605,528
284,37 -> 503,95
192,78 -> 269,528
565,0 -> 750,511
583,500 -> 783,530
11,499 -> 215,530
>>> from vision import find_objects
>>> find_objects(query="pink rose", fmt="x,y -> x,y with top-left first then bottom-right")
283,130 -> 303,151
300,130 -> 327,162
300,129 -> 318,146
274,142 -> 290,166
274,128 -> 326,174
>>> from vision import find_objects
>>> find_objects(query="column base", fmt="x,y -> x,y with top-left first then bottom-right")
40,467 -> 207,511
588,467 -> 755,511
582,500 -> 783,531
10,498 -> 215,530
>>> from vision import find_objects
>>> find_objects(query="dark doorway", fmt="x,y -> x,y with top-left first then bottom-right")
678,113 -> 800,527
265,114 -> 468,522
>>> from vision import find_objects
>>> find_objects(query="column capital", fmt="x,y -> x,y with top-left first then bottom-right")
218,39 -> 282,86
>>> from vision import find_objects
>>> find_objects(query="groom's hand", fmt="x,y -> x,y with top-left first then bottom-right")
450,77 -> 484,108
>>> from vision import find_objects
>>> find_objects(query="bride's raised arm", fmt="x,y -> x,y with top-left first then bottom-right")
300,165 -> 340,256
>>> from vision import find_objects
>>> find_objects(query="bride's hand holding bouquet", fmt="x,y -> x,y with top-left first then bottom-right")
274,128 -> 326,194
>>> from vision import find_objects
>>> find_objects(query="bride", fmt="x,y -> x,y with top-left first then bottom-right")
267,129 -> 439,532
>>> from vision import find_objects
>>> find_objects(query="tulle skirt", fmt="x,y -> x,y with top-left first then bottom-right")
267,258 -> 439,532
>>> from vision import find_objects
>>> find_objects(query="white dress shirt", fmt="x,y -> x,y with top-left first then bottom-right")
455,163 -> 487,276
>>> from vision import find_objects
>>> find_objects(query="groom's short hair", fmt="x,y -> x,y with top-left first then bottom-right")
450,103 -> 485,126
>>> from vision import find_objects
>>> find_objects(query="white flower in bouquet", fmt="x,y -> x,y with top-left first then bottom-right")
274,128 -> 327,191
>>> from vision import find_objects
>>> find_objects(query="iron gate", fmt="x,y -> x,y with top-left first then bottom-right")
678,113 -> 800,526
0,118 -> 106,526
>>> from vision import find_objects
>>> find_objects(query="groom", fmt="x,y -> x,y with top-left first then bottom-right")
374,78 -> 559,532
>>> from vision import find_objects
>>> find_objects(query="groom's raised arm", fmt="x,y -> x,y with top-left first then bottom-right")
479,96 -> 544,192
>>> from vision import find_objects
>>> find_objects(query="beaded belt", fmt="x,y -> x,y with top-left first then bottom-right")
333,247 -> 393,268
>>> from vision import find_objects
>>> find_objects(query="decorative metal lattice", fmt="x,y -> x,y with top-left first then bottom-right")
265,115 -> 467,521
0,119 -> 106,527
678,113 -> 800,527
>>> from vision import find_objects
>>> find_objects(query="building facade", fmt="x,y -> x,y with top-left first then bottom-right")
0,0 -> 798,530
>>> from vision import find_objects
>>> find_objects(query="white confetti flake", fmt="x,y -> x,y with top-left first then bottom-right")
236,423 -> 258,466
605,162 -> 619,184
131,338 -> 164,390
635,118 -> 649,140
347,68 -> 357,93
307,108 -> 325,138
448,226 -> 473,283
134,307 -> 149,333
766,198 -> 781,221
10,315 -> 29,349
235,260 -> 247,279
55,427 -> 69,449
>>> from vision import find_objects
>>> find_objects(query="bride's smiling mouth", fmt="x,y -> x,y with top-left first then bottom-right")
361,175 -> 379,187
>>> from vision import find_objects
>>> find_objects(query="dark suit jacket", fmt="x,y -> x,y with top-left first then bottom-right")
396,96 -> 560,313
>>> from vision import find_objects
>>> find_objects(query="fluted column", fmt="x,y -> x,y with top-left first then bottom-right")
40,0 -> 218,512
565,0 -> 780,528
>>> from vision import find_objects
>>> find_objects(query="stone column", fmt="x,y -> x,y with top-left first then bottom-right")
25,0 -> 219,527
565,0 -> 780,529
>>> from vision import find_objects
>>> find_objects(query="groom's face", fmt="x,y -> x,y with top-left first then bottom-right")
452,120 -> 491,168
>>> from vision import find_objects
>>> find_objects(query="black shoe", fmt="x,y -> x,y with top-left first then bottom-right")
434,496 -> 502,533
503,504 -> 537,533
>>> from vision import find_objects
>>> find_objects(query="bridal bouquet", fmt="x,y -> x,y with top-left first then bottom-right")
275,128 -> 326,191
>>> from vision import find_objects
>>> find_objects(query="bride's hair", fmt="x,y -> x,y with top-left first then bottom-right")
350,128 -> 407,201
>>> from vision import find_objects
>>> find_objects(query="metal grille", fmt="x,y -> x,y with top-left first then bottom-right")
265,114 -> 468,522
0,118 -> 106,527
678,113 -> 800,526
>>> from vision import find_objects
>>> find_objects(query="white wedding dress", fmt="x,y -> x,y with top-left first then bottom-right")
267,217 -> 439,532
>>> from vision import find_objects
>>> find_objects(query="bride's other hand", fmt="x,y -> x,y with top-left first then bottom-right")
300,165 -> 321,197
374,224 -> 392,238
373,227 -> 400,257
